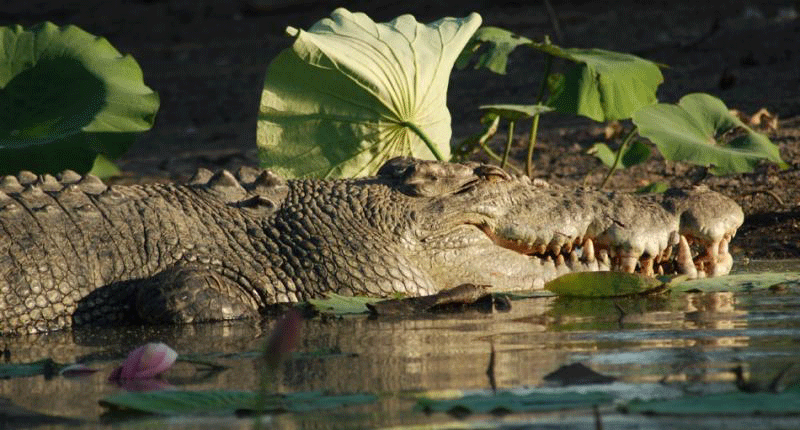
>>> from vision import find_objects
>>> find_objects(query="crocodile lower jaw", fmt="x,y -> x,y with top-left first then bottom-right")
481,226 -> 734,281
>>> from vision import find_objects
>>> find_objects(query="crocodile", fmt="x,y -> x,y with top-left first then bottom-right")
0,157 -> 743,334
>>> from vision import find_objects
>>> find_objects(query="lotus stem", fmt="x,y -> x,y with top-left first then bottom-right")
501,120 -> 515,169
536,55 -> 553,103
526,54 -> 552,177
599,128 -> 637,189
402,121 -> 446,161
478,141 -> 523,175
526,114 -> 541,177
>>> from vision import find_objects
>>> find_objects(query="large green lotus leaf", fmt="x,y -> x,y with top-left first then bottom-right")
258,9 -> 481,178
632,93 -> 787,175
544,48 -> 663,121
0,22 -> 159,175
99,389 -> 376,415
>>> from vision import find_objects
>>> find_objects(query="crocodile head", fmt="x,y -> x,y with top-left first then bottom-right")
378,157 -> 743,292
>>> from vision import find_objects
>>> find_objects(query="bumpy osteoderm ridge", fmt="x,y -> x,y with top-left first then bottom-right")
0,158 -> 744,333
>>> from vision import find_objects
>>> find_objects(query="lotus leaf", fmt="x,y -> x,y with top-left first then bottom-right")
258,8 -> 481,178
0,22 -> 159,175
632,93 -> 787,175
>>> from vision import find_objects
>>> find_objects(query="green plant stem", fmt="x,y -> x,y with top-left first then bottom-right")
526,114 -> 541,177
402,121 -> 445,161
599,128 -> 637,189
478,141 -> 523,175
535,55 -> 553,102
501,121 -> 515,169
525,54 -> 552,177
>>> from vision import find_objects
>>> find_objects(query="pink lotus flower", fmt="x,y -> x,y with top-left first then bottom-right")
109,342 -> 177,382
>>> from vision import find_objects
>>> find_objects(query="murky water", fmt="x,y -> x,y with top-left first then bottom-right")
2,261 -> 800,429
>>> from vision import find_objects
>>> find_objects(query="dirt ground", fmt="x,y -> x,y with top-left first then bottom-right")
6,0 -> 800,260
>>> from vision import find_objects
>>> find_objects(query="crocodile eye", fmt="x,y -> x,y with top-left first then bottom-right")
473,165 -> 511,182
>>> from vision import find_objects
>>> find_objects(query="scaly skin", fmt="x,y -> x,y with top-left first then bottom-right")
0,157 -> 743,334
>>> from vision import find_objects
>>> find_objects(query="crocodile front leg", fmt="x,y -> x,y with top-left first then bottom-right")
133,265 -> 262,325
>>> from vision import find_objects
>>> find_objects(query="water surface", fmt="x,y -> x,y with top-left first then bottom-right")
2,261 -> 800,429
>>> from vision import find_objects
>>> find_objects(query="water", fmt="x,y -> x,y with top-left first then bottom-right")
2,261 -> 800,429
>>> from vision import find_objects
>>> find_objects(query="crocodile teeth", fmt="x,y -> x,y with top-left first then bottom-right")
569,249 -> 579,265
582,238 -> 595,262
598,249 -> 610,270
619,255 -> 638,273
661,246 -> 672,262
640,257 -> 654,277
677,235 -> 698,279
714,238 -> 733,277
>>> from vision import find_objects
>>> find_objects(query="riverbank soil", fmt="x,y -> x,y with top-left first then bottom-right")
6,0 -> 800,259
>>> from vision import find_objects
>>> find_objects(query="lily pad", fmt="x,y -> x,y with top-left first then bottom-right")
624,390 -> 800,415
258,9 -> 482,178
0,22 -> 159,175
0,358 -> 62,379
306,293 -> 382,315
417,390 -> 613,415
671,272 -> 800,293
545,272 -> 664,297
100,389 -> 376,415
632,93 -> 787,175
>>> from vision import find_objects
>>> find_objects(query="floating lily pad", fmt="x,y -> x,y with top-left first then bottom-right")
671,272 -> 800,293
0,358 -> 63,379
624,390 -> 800,415
99,390 -> 376,415
545,272 -> 665,297
632,93 -> 787,175
0,22 -> 159,175
258,9 -> 482,178
417,390 -> 613,415
306,293 -> 382,315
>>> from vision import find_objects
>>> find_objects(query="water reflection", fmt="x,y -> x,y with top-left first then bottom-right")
1,288 -> 800,428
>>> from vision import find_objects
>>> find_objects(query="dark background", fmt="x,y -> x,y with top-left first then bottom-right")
4,0 -> 800,257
